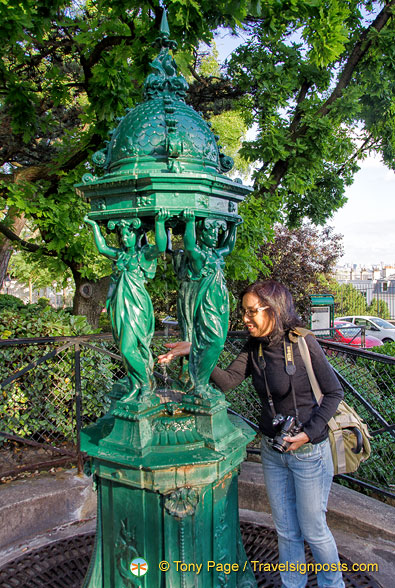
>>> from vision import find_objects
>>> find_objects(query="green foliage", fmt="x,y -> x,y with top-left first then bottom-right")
367,298 -> 391,319
209,110 -> 250,176
9,250 -> 73,291
0,303 -> 112,441
3,0 -> 395,320
0,293 -> 25,310
147,253 -> 180,329
368,340 -> 395,399
373,340 -> 395,357
0,0 -> 252,312
0,302 -> 97,340
198,45 -> 221,77
328,282 -> 368,316
227,0 -> 395,226
98,311 -> 112,333
226,194 -> 274,284
36,297 -> 51,308
328,353 -> 381,399
326,350 -> 394,491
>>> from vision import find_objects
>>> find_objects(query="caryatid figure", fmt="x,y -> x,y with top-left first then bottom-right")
181,210 -> 242,398
85,210 -> 170,400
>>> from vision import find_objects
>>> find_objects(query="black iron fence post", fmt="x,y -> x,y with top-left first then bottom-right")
361,326 -> 366,348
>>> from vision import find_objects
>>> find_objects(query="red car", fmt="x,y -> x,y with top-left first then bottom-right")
331,321 -> 383,348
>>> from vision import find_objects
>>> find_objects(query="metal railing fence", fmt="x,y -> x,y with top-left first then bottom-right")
0,333 -> 394,499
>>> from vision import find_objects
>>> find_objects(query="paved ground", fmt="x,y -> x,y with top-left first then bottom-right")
0,463 -> 394,587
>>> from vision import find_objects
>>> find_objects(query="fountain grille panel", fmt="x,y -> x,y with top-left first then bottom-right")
0,524 -> 381,588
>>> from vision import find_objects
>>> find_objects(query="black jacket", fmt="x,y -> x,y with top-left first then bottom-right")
211,332 -> 343,443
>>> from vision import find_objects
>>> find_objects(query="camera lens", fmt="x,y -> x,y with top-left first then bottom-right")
271,435 -> 291,453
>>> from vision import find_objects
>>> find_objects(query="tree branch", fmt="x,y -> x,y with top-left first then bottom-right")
0,222 -> 57,256
317,0 -> 395,119
288,80 -> 312,135
336,133 -> 377,176
12,38 -> 74,74
85,35 -> 135,70
263,0 -> 395,195
188,64 -> 208,85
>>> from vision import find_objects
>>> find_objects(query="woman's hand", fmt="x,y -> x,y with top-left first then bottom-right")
157,341 -> 191,364
284,431 -> 310,452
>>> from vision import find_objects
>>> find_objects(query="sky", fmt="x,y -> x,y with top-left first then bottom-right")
330,157 -> 395,268
213,30 -> 395,270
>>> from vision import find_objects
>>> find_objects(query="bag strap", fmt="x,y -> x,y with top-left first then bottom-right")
297,336 -> 323,405
297,336 -> 339,431
297,335 -> 348,472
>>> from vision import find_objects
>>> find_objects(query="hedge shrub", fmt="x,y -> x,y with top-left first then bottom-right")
0,303 -> 113,443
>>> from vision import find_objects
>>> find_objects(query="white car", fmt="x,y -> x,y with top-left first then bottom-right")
335,315 -> 395,343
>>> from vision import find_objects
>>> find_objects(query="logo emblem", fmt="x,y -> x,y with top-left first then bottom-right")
130,558 -> 148,577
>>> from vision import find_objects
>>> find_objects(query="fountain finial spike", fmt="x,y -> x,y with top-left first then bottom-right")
160,9 -> 170,38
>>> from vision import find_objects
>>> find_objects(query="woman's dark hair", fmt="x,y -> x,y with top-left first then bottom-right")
240,280 -> 303,343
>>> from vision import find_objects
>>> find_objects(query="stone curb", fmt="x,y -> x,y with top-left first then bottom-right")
0,468 -> 96,554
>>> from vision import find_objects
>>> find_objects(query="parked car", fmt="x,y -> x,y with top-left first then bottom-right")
331,321 -> 383,348
335,315 -> 395,343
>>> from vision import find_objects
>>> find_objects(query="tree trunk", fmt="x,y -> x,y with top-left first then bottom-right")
72,273 -> 111,328
0,210 -> 26,288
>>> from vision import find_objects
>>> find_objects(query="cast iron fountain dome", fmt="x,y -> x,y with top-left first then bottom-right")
98,96 -> 226,173
75,10 -> 251,229
89,14 -> 231,176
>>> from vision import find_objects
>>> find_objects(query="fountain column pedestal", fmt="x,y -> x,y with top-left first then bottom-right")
81,393 -> 256,587
77,9 -> 257,587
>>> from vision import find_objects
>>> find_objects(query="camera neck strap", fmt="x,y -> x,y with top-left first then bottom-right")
258,340 -> 300,422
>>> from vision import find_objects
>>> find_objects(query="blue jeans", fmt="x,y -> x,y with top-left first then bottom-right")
261,436 -> 345,588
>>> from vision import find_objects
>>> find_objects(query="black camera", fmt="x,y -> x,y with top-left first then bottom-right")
271,414 -> 303,453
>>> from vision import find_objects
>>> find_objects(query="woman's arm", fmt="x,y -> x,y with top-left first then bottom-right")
84,216 -> 118,259
157,340 -> 251,392
210,345 -> 251,392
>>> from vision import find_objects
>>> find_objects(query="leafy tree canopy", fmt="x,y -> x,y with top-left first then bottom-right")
2,1 -> 395,322
0,0 -> 253,322
227,0 -> 395,229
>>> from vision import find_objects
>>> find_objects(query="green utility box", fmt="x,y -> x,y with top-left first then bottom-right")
309,295 -> 335,337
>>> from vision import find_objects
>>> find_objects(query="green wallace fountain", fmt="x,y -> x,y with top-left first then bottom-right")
76,11 -> 257,588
